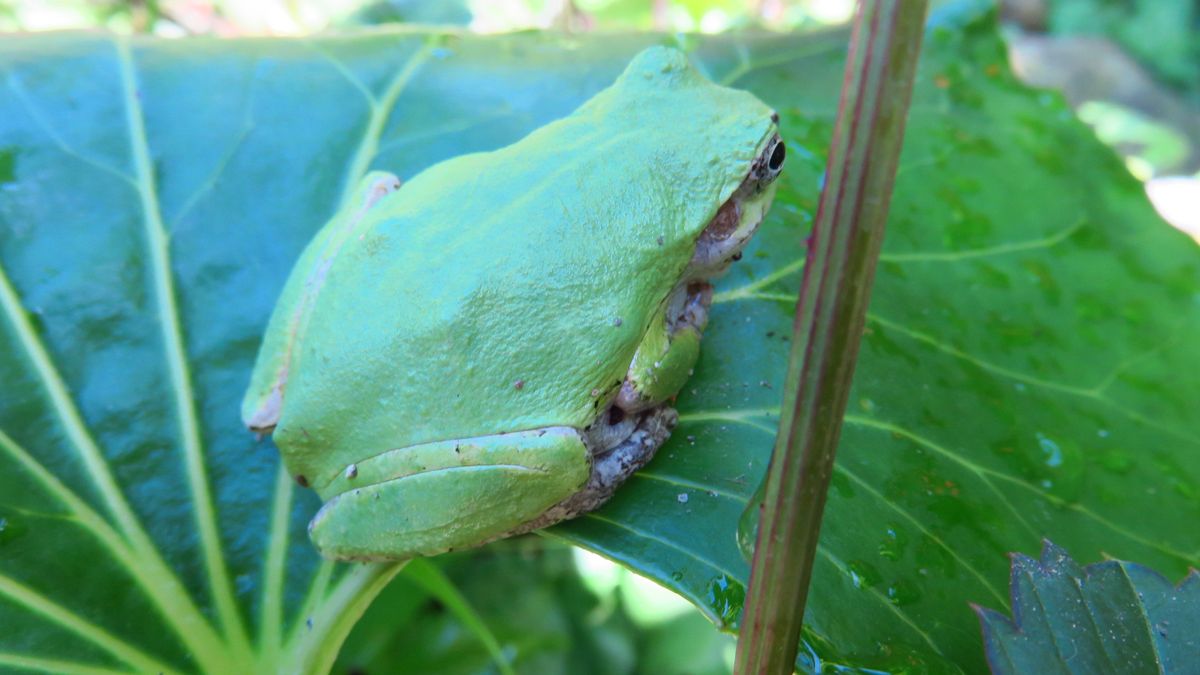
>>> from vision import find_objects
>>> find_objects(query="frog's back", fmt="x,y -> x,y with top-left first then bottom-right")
272,47 -> 774,489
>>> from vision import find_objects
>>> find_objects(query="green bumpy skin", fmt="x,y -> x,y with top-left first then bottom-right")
242,46 -> 778,561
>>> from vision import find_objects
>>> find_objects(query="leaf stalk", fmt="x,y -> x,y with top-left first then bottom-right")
733,2 -> 929,672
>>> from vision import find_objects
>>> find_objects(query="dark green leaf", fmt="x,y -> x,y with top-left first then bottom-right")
978,541 -> 1200,674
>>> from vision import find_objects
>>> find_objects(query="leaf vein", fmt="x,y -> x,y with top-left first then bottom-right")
718,42 -> 842,86
0,651 -> 135,675
114,35 -> 251,656
580,512 -> 742,580
4,70 -> 136,185
0,573 -> 184,675
168,111 -> 256,226
302,38 -> 379,106
835,464 -> 1008,604
335,39 -> 435,211
846,415 -> 1198,563
0,267 -> 230,670
257,462 -> 294,664
845,414 -> 1041,538
632,471 -> 751,501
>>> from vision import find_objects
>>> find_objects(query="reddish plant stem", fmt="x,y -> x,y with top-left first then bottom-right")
733,2 -> 929,673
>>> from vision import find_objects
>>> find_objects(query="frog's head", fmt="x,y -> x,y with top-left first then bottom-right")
588,45 -> 785,280
601,47 -> 786,418
687,128 -> 785,279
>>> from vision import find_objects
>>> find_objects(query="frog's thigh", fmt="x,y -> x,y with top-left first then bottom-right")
308,427 -> 590,561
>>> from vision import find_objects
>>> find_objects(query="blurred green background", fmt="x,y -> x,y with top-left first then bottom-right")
2,1 -> 1195,672
4,0 -> 1196,238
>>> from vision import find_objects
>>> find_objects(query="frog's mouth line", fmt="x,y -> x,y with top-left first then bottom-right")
688,133 -> 785,280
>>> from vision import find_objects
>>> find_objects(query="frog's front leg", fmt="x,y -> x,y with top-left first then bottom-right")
308,428 -> 591,561
614,282 -> 713,413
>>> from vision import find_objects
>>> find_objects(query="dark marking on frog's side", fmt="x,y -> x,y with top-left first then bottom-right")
608,406 -> 626,425
295,475 -> 309,487
706,199 -> 742,241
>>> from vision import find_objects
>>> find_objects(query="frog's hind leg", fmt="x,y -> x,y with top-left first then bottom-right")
307,427 -> 591,561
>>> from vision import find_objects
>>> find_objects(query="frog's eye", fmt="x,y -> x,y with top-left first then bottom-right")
755,135 -> 785,188
769,141 -> 786,172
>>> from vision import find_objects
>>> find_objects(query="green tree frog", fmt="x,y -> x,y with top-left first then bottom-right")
242,46 -> 785,561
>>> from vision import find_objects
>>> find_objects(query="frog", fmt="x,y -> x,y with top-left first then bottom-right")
241,45 -> 785,562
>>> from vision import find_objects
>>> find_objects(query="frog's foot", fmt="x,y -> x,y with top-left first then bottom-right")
514,406 -> 678,534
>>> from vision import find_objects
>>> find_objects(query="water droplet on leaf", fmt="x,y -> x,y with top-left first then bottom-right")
706,574 -> 745,628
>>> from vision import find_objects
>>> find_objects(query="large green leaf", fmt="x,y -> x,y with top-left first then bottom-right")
1,6 -> 1197,674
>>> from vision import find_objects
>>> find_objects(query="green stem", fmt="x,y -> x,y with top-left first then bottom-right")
733,2 -> 928,672
280,561 -> 406,675
403,558 -> 517,675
